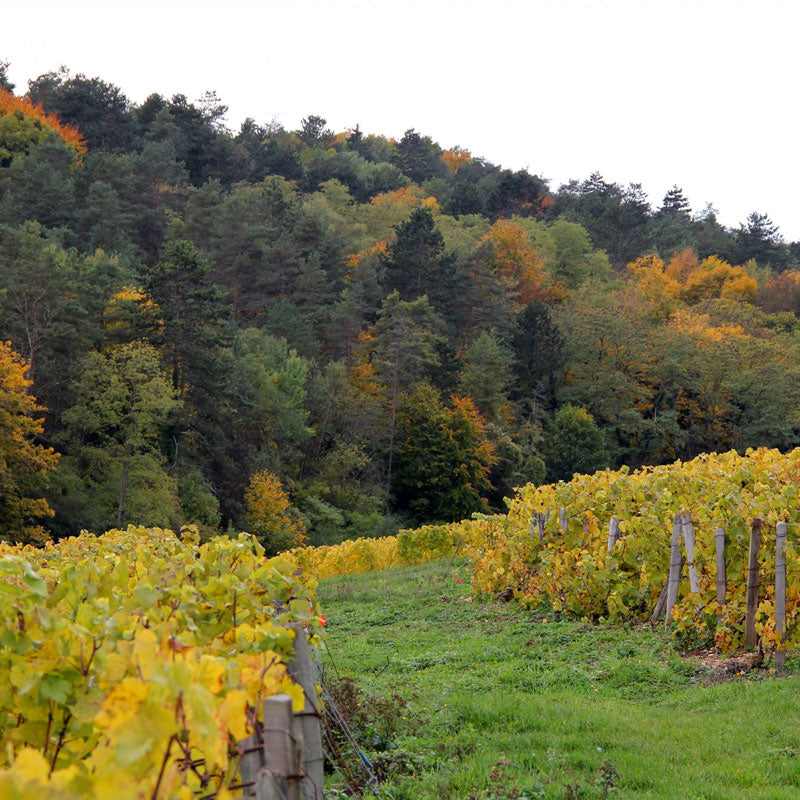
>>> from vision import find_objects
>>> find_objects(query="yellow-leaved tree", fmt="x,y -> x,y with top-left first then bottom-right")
0,341 -> 59,544
245,470 -> 308,553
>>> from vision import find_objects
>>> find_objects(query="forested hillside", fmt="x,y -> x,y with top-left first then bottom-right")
2,62 -> 800,548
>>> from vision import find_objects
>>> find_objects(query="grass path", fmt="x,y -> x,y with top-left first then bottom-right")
317,560 -> 800,799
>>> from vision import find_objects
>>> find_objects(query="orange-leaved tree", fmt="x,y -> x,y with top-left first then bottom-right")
483,219 -> 547,305
0,86 -> 86,163
0,342 -> 59,544
244,470 -> 307,553
440,146 -> 472,174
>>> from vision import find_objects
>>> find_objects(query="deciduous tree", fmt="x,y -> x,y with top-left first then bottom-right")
0,342 -> 58,543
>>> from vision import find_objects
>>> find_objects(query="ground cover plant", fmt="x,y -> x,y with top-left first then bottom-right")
318,560 -> 800,799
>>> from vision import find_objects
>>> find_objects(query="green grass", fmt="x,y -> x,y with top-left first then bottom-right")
317,560 -> 800,800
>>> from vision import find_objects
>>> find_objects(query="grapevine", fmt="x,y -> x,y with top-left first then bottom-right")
0,526 -> 322,799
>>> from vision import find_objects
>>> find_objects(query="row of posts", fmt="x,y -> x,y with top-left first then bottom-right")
531,509 -> 789,668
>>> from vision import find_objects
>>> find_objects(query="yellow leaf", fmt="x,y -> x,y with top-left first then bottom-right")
196,656 -> 226,695
218,689 -> 249,741
99,651 -> 131,688
95,677 -> 149,732
132,628 -> 159,679
280,677 -> 306,713
13,747 -> 49,781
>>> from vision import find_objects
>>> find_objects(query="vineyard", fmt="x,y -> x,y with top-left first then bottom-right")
293,446 -> 800,656
0,527 -> 322,799
476,446 -> 800,655
2,448 -> 799,798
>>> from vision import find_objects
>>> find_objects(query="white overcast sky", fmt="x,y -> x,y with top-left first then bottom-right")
4,0 -> 800,239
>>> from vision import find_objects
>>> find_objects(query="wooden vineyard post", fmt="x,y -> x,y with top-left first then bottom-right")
606,517 -> 620,553
260,694 -> 302,800
531,512 -> 545,542
775,521 -> 787,671
680,513 -> 699,594
542,510 -> 551,539
715,528 -> 727,605
559,507 -> 568,534
665,513 -> 683,628
745,518 -> 762,650
238,731 -> 264,798
651,556 -> 685,624
288,625 -> 324,800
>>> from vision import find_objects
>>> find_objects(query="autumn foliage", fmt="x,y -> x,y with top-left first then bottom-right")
440,146 -> 472,174
0,342 -> 59,544
244,470 -> 308,553
0,87 -> 86,156
627,249 -> 758,308
483,219 -> 547,305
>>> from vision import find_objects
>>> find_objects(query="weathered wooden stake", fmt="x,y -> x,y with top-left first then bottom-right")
255,770 -> 287,800
714,527 -> 727,605
559,507 -> 568,534
665,513 -> 683,628
651,556 -> 685,623
745,518 -> 762,650
680,513 -> 699,594
238,732 -> 264,798
288,626 -> 324,800
606,517 -> 620,553
262,694 -> 301,800
775,521 -> 787,671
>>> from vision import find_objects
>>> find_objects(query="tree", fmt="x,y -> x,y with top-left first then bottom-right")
381,206 -> 458,303
0,61 -> 14,92
372,292 -> 441,490
27,68 -> 133,150
692,203 -> 732,261
141,240 -> 230,395
459,329 -> 515,423
559,174 -> 652,268
297,115 -> 331,146
485,168 -> 550,219
482,219 -> 547,304
57,341 -> 179,531
512,299 -> 564,413
0,222 -> 71,388
0,86 -> 86,164
546,219 -> 611,287
0,138 -> 77,230
0,342 -> 59,543
731,212 -> 788,270
393,385 -> 495,522
245,470 -> 307,553
543,404 -> 610,481
232,329 -> 313,478
197,90 -> 229,131
393,128 -> 443,183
